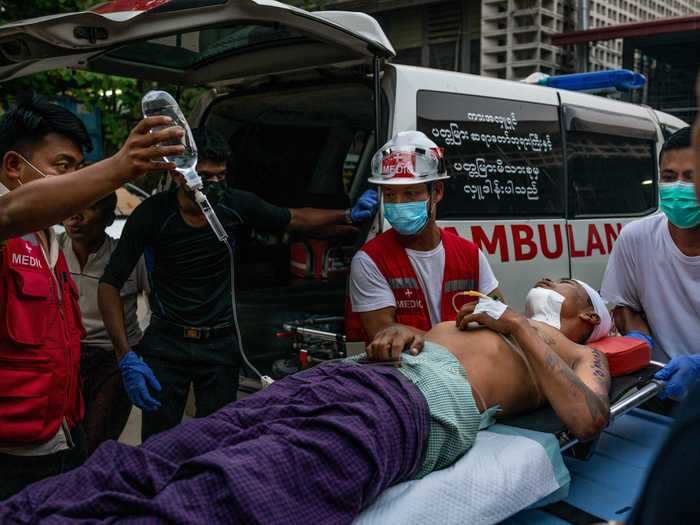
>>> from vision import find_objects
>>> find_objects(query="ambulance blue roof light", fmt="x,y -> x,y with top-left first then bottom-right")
536,69 -> 646,92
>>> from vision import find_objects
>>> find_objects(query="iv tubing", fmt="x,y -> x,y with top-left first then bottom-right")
224,237 -> 268,384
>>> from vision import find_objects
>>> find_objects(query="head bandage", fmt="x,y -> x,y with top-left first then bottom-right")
575,280 -> 612,343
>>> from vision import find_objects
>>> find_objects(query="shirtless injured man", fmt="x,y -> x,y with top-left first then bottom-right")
0,278 -> 612,525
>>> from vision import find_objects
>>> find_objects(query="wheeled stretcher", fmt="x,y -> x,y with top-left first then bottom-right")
279,319 -> 666,524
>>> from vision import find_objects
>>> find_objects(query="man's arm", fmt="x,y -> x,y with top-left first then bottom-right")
99,279 -> 161,412
360,306 -> 396,340
288,208 -> 347,233
459,305 -> 610,441
349,251 -> 425,360
601,226 -> 649,342
513,322 -> 610,441
289,190 -> 377,232
477,250 -> 506,303
233,189 -> 377,235
0,117 -> 183,241
98,206 -> 151,359
287,188 -> 377,233
612,306 -> 652,337
98,283 -> 132,361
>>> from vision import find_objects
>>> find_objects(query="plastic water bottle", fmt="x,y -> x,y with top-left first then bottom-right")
141,90 -> 227,241
141,90 -> 202,190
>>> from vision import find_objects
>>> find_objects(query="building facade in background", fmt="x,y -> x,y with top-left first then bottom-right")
303,0 -> 698,80
584,0 -> 697,72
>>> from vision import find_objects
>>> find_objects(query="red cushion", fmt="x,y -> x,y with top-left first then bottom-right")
588,336 -> 651,377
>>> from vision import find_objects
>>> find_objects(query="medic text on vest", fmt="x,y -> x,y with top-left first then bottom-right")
397,288 -> 424,310
467,223 -> 624,262
11,252 -> 43,269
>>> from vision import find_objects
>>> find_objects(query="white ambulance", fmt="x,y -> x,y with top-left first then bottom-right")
0,0 -> 686,357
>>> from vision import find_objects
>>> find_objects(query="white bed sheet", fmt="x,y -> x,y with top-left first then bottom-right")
355,425 -> 570,525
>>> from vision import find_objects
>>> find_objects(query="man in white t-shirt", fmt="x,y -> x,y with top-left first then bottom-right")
601,127 -> 700,399
346,131 -> 502,358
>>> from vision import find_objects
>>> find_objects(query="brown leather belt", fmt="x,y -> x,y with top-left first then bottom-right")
151,316 -> 234,340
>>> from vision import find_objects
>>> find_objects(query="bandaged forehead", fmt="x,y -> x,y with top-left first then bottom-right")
574,280 -> 612,343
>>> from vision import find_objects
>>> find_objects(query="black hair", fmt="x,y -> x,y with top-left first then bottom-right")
659,127 -> 692,162
192,127 -> 231,163
0,93 -> 92,160
90,192 -> 117,225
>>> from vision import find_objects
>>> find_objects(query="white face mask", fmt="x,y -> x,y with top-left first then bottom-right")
525,287 -> 565,329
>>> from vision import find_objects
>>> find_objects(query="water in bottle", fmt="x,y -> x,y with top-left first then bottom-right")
141,90 -> 202,190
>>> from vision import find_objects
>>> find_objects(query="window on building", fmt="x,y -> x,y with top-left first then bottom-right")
417,90 -> 564,218
430,42 -> 458,70
382,7 -> 424,66
566,131 -> 657,217
377,3 -> 464,73
470,38 -> 481,74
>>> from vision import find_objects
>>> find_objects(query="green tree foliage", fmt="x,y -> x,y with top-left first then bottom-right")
0,0 -> 206,156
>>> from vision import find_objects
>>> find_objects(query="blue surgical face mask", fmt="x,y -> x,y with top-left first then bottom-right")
659,182 -> 700,229
383,199 -> 429,236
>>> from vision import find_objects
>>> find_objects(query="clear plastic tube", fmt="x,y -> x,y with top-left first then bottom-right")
225,238 -> 274,387
194,190 -> 228,242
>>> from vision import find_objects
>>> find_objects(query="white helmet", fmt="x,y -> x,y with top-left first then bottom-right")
369,131 -> 449,186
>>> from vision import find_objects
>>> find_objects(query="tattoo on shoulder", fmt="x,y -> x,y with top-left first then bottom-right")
532,324 -> 556,347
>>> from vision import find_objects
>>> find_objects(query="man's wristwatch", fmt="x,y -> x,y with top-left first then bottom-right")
344,208 -> 353,225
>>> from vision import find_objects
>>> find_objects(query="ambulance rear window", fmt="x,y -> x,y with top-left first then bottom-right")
417,90 -> 564,219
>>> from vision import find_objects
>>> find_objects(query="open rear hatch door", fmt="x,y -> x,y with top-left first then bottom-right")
0,0 -> 395,84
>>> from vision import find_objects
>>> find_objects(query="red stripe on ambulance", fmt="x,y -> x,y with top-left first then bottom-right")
469,223 -> 623,263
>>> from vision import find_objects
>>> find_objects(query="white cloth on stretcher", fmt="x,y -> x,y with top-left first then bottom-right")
355,424 -> 571,525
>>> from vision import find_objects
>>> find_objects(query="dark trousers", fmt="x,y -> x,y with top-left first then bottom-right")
0,425 -> 86,501
140,328 -> 240,442
80,344 -> 133,455
628,383 -> 700,524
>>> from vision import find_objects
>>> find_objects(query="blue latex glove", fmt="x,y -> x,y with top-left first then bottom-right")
118,351 -> 162,411
626,331 -> 654,350
350,189 -> 379,224
655,355 -> 700,400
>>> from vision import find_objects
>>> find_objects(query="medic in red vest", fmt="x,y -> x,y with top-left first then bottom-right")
0,95 -> 97,500
346,131 -> 503,360
0,234 -> 85,444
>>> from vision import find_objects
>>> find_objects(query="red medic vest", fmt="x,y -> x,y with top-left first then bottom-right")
345,228 -> 480,342
0,234 -> 84,446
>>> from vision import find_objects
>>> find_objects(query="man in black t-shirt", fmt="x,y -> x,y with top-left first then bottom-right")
98,128 -> 378,440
